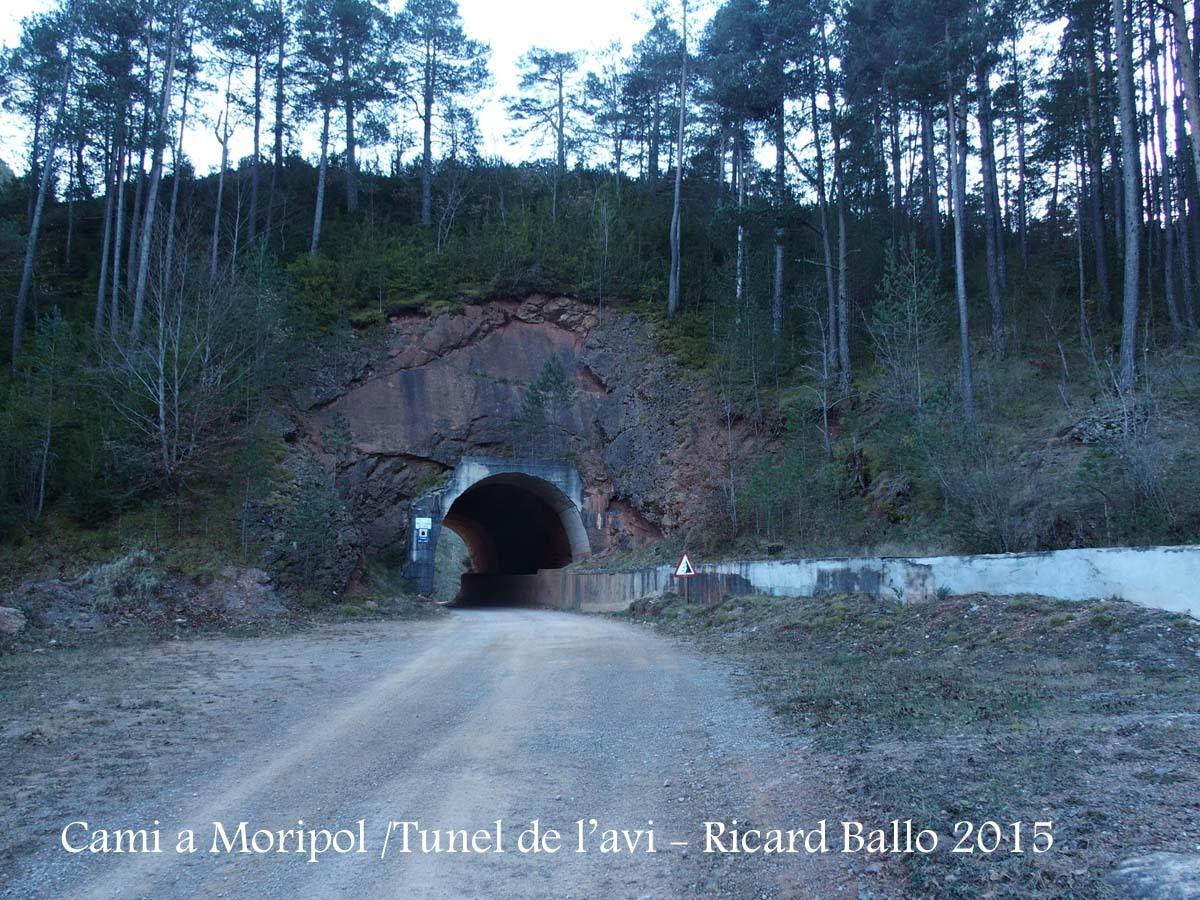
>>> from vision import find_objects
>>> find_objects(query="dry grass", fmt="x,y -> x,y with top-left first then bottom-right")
635,592 -> 1200,898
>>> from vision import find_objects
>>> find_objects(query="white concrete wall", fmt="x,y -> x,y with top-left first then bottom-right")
577,546 -> 1199,617
693,545 -> 1200,618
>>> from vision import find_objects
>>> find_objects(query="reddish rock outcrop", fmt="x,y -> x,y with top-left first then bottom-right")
298,295 -> 749,564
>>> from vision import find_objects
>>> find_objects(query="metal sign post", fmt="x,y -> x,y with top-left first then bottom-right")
673,552 -> 696,604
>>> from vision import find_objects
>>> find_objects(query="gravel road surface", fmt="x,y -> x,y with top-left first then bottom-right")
2,609 -> 836,899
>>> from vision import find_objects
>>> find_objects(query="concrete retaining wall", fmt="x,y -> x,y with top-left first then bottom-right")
706,546 -> 1200,618
468,545 -> 1200,617
461,570 -> 753,612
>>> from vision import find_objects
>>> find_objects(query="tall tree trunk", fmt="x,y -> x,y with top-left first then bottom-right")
1171,0 -> 1200,192
836,164 -> 850,394
772,99 -> 786,336
76,139 -> 91,197
1153,5 -> 1186,341
649,90 -> 661,187
1083,24 -> 1113,319
947,82 -> 976,426
1179,218 -> 1198,329
823,33 -> 851,392
812,86 -> 838,367
716,126 -> 726,199
129,3 -> 182,341
75,136 -> 92,196
735,135 -> 745,307
163,37 -> 192,291
553,73 -> 564,223
1177,85 -> 1200,316
267,0 -> 286,238
1113,0 -> 1140,392
65,148 -> 76,267
421,45 -> 434,227
920,102 -> 943,269
1047,152 -> 1061,230
1076,138 -> 1091,349
614,129 -> 623,185
110,134 -> 127,337
94,139 -> 115,337
249,52 -> 262,243
871,99 -> 886,209
126,24 -> 155,300
1104,25 -> 1125,261
211,69 -> 232,280
889,91 -> 903,242
35,324 -> 59,517
343,53 -> 358,214
311,101 -> 331,256
666,0 -> 687,319
230,168 -> 242,263
125,134 -> 148,299
130,4 -> 181,340
11,5 -> 76,366
976,61 -> 1006,358
26,105 -> 42,226
1013,37 -> 1029,267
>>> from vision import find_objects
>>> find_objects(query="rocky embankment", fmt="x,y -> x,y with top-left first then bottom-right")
2,295 -> 749,636
1,551 -> 285,639
284,294 -> 751,576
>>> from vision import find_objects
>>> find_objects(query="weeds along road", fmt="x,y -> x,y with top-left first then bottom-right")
2,609 -> 833,899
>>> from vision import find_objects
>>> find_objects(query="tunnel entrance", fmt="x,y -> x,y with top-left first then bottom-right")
444,474 -> 581,576
405,458 -> 591,603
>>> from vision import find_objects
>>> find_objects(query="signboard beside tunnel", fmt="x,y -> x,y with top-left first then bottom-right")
415,517 -> 432,545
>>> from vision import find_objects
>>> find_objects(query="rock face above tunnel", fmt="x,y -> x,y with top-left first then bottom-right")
326,303 -> 597,463
299,295 -> 746,562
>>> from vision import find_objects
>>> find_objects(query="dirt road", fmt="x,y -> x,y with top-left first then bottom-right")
2,609 -> 838,899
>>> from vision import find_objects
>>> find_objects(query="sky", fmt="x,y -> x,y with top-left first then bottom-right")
0,0 -> 708,177
0,0 -> 1064,208
458,0 -> 671,162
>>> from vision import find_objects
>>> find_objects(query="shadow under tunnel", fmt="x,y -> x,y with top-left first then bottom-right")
438,473 -> 589,606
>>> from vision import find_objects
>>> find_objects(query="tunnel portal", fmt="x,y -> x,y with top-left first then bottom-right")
405,457 -> 590,601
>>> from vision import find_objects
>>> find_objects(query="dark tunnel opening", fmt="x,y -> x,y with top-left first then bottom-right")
438,473 -> 588,605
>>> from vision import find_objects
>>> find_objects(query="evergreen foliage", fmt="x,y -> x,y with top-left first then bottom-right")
0,0 -> 1198,556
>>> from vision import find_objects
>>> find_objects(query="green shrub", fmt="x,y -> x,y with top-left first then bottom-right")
285,255 -> 342,332
84,550 -> 162,612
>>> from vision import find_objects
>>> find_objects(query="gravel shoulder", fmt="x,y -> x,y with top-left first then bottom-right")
634,591 -> 1200,899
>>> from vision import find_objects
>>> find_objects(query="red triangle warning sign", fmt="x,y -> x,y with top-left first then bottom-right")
673,552 -> 697,578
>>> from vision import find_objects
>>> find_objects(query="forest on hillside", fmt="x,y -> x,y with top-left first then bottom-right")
1,0 -> 1199,577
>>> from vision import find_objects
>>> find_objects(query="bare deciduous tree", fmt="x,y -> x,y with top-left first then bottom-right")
102,220 -> 276,487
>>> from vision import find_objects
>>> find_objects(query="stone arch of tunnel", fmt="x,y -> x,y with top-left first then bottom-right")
405,457 -> 591,602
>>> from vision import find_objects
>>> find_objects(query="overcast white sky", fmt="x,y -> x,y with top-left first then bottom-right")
0,0 -> 709,176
